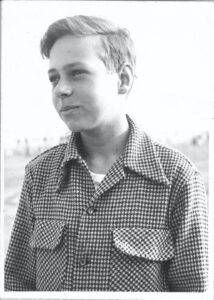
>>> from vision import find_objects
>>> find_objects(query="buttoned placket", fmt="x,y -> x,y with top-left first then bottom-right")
58,156 -> 96,290
71,155 -> 126,291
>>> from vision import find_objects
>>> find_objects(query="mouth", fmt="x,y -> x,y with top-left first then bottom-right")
60,105 -> 79,112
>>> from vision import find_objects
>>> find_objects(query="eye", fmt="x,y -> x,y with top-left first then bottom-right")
70,69 -> 87,77
48,75 -> 59,86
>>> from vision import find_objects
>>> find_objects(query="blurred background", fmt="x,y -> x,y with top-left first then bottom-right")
2,1 -> 214,257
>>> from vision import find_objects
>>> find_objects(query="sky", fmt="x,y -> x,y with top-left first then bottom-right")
2,1 -> 214,147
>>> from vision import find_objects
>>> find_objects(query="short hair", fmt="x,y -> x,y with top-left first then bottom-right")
40,15 -> 136,73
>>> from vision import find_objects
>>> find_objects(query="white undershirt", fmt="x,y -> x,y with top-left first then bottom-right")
89,170 -> 105,190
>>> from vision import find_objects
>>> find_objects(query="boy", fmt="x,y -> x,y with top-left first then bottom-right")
5,15 -> 208,291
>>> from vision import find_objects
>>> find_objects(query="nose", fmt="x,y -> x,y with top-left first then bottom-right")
54,81 -> 73,99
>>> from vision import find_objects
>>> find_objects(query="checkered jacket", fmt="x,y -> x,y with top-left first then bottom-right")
5,116 -> 208,292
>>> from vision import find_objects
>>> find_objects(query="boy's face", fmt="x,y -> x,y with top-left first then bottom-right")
48,35 -> 124,133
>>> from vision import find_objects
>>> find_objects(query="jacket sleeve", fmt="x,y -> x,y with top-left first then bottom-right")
4,166 -> 36,291
167,171 -> 208,291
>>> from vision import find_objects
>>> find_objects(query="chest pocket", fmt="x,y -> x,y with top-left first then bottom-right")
30,219 -> 67,291
113,228 -> 174,260
110,228 -> 174,291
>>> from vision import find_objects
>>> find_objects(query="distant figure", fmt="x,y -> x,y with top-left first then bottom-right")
24,138 -> 30,156
5,15 -> 208,291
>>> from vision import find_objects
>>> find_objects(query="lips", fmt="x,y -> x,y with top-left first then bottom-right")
60,105 -> 79,112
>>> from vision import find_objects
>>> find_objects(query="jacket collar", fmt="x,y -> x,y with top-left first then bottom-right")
56,132 -> 81,192
60,115 -> 170,186
62,132 -> 80,165
123,115 -> 170,186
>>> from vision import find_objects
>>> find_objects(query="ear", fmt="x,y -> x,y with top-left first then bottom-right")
118,63 -> 134,95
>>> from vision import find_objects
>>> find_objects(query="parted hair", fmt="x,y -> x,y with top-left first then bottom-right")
40,15 -> 136,73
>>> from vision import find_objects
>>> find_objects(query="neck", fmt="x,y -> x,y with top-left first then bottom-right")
79,115 -> 129,160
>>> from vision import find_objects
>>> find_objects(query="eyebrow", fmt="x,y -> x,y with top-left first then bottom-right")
48,62 -> 88,75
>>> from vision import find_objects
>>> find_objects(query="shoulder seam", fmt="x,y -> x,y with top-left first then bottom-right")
26,143 -> 67,167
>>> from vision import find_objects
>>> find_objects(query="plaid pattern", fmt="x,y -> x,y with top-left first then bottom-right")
4,115 -> 208,291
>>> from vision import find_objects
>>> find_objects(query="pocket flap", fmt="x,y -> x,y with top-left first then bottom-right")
30,220 -> 66,250
113,228 -> 174,261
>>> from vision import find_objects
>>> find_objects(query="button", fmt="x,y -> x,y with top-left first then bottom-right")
87,207 -> 94,215
79,254 -> 90,266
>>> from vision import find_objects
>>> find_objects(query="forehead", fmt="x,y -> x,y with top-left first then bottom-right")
49,35 -> 103,70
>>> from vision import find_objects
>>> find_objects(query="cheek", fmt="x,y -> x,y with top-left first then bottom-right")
91,78 -> 118,100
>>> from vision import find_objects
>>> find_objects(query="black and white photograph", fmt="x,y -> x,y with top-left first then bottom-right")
1,0 -> 214,298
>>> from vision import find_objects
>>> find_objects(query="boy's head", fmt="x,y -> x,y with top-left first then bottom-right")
41,15 -> 136,133
40,15 -> 136,74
